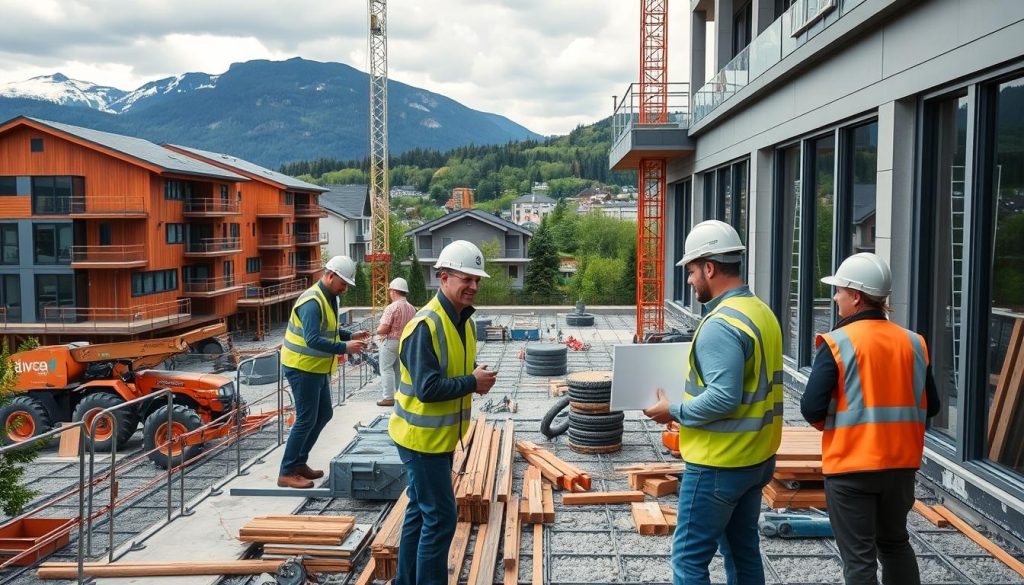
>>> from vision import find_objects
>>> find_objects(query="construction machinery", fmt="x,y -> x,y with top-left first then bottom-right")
1,323 -> 241,468
367,0 -> 392,323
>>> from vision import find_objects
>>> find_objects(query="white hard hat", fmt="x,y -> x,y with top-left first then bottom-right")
324,255 -> 357,286
675,220 -> 746,267
433,240 -> 490,278
821,252 -> 892,297
389,277 -> 409,293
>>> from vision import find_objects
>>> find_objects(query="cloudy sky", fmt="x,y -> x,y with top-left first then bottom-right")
0,0 -> 690,136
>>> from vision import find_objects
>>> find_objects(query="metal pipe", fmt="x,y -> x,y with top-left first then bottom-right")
165,392 -> 173,521
106,411 -> 117,563
277,352 -> 284,444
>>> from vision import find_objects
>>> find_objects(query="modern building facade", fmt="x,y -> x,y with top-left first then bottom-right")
0,116 -> 326,344
320,184 -> 371,262
511,193 -> 556,225
405,208 -> 532,289
611,0 -> 1024,541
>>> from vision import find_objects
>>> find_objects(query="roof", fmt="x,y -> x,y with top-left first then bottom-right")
168,144 -> 327,192
7,117 -> 246,181
853,184 -> 877,224
512,193 -> 556,205
405,208 -> 533,237
320,184 -> 370,219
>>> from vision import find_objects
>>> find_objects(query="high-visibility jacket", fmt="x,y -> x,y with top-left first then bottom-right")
817,319 -> 929,474
388,295 -> 475,454
679,294 -> 784,467
280,284 -> 339,375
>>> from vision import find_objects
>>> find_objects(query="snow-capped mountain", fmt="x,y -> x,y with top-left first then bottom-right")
109,72 -> 221,113
0,73 -> 127,112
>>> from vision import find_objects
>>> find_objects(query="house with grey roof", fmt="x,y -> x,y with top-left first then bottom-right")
320,184 -> 371,262
405,209 -> 532,289
511,193 -> 556,226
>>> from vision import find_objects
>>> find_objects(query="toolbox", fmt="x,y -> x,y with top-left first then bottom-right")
329,432 -> 406,500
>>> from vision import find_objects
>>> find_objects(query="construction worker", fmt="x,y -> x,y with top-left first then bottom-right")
375,277 -> 416,407
643,220 -> 784,585
802,253 -> 940,585
278,255 -> 368,489
389,240 -> 497,585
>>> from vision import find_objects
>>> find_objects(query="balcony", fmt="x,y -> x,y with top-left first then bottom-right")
69,195 -> 147,217
261,265 -> 297,281
690,0 -> 865,127
183,197 -> 241,217
256,201 -> 293,218
237,279 -> 308,307
257,234 -> 295,249
0,299 -> 192,335
70,245 -> 148,269
294,203 -> 328,218
182,276 -> 245,298
295,260 -> 323,275
184,237 -> 242,257
609,82 -> 694,171
355,232 -> 371,244
295,232 -> 328,246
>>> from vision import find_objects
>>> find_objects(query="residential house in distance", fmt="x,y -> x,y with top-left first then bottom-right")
591,200 -> 638,221
609,0 -> 1024,541
406,208 -> 532,289
320,184 -> 371,262
445,187 -> 475,212
511,193 -> 556,225
390,185 -> 427,198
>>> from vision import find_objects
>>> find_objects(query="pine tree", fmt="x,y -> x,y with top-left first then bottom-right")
623,241 -> 638,304
406,251 -> 429,307
523,222 -> 560,301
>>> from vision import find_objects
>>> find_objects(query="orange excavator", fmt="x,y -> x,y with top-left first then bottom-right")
1,324 -> 244,468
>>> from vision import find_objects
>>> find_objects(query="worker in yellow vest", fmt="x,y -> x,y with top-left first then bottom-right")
278,255 -> 368,489
644,220 -> 784,585
803,253 -> 939,584
389,240 -> 497,585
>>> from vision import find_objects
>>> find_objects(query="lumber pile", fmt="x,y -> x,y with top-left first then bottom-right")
616,462 -> 685,496
369,492 -> 408,580
454,416 -> 507,522
520,465 -> 555,524
516,441 -> 592,491
237,515 -> 358,573
763,427 -> 827,509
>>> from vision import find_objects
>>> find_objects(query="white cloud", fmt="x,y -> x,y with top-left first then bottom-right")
0,0 -> 692,136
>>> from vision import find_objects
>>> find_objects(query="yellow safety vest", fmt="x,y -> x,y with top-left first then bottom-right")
388,295 -> 475,454
679,294 -> 784,467
280,284 -> 339,375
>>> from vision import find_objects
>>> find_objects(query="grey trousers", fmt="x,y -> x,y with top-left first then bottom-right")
824,469 -> 920,585
379,339 -> 400,399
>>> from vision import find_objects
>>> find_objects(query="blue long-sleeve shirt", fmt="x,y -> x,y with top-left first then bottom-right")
293,281 -> 353,355
398,291 -> 477,403
672,286 -> 755,427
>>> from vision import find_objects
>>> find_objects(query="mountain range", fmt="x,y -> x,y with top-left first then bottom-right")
0,58 -> 543,169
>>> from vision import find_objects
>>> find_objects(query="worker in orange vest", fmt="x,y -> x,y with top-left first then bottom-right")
801,253 -> 940,585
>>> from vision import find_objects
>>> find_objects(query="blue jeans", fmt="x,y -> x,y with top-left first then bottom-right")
673,457 -> 775,585
279,366 -> 333,475
395,444 -> 456,585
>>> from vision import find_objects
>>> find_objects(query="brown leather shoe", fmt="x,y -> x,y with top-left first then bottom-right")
294,464 -> 324,480
376,398 -> 395,407
277,473 -> 314,489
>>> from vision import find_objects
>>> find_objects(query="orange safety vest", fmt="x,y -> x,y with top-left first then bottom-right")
816,318 -> 929,475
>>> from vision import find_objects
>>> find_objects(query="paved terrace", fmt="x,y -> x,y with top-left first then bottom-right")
4,311 -> 1024,584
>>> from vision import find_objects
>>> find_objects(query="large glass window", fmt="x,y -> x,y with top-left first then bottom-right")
672,181 -> 693,304
132,269 -> 178,297
811,135 -> 836,344
0,177 -> 17,196
0,224 -> 18,264
846,123 -> 878,254
778,145 -> 802,359
985,75 -> 1024,473
1,275 -> 21,322
35,274 -> 74,319
33,223 -> 72,265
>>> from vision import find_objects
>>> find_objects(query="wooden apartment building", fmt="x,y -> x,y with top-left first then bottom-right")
0,116 -> 328,346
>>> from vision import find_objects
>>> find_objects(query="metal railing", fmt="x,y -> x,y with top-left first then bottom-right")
0,306 -> 22,323
257,233 -> 295,247
241,279 -> 308,301
261,265 -> 297,279
256,201 -> 293,216
70,245 -> 146,264
295,260 -> 323,273
691,0 -> 866,124
69,195 -> 147,215
294,203 -> 327,217
611,82 -> 691,147
40,299 -> 191,327
183,197 -> 241,214
183,276 -> 240,294
185,237 -> 241,254
294,232 -> 329,245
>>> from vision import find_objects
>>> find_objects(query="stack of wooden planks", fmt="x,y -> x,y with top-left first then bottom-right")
617,462 -> 685,497
369,492 -> 408,580
519,465 -> 555,524
631,502 -> 673,535
454,416 -> 509,522
515,441 -> 592,491
763,427 -> 826,509
238,515 -> 358,574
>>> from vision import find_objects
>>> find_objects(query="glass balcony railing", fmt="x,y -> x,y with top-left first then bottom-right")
611,82 -> 691,147
691,0 -> 866,125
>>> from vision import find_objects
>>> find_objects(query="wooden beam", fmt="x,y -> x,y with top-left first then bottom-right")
933,505 -> 1024,577
472,502 -> 506,585
912,500 -> 950,528
504,496 -> 522,569
447,522 -> 472,585
532,524 -> 543,585
37,561 -> 284,578
562,491 -> 646,505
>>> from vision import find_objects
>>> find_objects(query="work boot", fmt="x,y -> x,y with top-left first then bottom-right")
277,473 -> 314,489
294,464 -> 324,480
376,398 -> 395,407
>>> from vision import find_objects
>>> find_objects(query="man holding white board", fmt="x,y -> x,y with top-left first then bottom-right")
641,220 -> 784,585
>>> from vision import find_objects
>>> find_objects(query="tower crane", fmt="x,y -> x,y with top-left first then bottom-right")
636,0 -> 669,341
367,0 -> 391,319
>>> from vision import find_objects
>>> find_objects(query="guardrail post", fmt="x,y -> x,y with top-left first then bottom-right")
76,423 -> 86,584
277,354 -> 284,445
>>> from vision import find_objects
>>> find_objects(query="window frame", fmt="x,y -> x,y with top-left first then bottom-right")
131,268 -> 178,297
0,224 -> 18,265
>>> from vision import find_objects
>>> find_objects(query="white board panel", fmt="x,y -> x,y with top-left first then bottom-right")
610,342 -> 691,411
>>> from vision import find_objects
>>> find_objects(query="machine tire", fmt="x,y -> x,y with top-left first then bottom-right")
524,344 -> 568,357
540,396 -> 571,439
567,387 -> 611,403
566,314 -> 595,327
566,371 -> 613,390
526,365 -> 568,377
0,396 -> 52,445
143,405 -> 204,469
569,410 -> 624,428
73,393 -> 139,451
524,355 -> 568,367
567,427 -> 623,446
